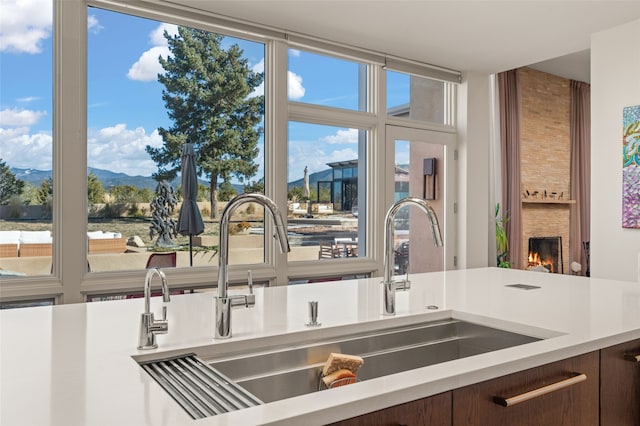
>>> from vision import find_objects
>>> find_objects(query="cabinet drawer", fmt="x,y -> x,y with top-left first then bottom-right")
452,351 -> 599,426
329,391 -> 451,426
600,339 -> 640,426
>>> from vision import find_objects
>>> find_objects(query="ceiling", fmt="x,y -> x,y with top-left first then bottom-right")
167,1 -> 640,82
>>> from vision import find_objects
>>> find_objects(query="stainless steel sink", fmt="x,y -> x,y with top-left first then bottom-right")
203,317 -> 543,403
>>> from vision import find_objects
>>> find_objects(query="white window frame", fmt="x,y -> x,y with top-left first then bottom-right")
0,0 -> 459,304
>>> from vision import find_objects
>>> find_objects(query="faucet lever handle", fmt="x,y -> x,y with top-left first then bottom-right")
394,278 -> 411,291
161,305 -> 167,321
247,270 -> 253,294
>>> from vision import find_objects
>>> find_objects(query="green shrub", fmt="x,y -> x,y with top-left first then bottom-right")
7,195 -> 23,219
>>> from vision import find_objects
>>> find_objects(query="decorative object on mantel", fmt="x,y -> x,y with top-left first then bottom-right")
522,185 -> 575,204
622,105 -> 640,228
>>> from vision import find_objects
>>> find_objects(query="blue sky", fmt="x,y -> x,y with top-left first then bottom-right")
0,1 -> 409,184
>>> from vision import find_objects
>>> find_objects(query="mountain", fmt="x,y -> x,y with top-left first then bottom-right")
11,167 -> 276,193
287,168 -> 333,190
12,167 -> 165,190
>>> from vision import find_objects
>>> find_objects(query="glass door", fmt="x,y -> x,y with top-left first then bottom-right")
385,125 -> 456,273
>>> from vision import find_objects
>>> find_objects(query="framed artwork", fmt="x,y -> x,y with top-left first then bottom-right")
623,105 -> 640,228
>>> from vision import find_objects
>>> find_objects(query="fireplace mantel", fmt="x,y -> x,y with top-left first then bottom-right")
522,199 -> 576,205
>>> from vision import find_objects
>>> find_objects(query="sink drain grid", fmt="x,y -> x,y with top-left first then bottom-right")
139,353 -> 262,419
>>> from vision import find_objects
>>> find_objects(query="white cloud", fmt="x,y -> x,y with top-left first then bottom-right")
87,14 -> 103,34
249,60 -> 307,100
288,128 -> 360,181
0,108 -> 47,127
1,120 -> 165,176
288,71 -> 305,100
289,49 -> 301,58
150,23 -> 178,46
321,128 -> 358,144
250,58 -> 265,98
17,96 -> 40,103
87,124 -> 164,176
127,45 -> 171,82
0,126 -> 52,170
127,23 -> 177,82
0,0 -> 52,53
327,147 -> 359,163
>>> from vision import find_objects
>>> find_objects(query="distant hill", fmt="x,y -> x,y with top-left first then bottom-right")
12,167 -> 166,190
287,168 -> 333,190
10,166 -> 327,192
11,167 -> 210,191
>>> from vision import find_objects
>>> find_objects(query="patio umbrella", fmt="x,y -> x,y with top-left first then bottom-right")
303,166 -> 310,199
303,166 -> 311,217
178,142 -> 204,266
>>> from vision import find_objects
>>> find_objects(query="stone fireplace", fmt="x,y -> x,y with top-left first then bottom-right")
519,67 -> 573,274
521,202 -> 572,274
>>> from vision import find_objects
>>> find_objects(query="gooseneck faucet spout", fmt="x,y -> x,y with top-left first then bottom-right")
216,193 -> 290,339
382,197 -> 443,316
138,268 -> 170,349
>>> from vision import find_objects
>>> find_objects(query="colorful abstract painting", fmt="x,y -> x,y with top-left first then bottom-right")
623,105 -> 640,228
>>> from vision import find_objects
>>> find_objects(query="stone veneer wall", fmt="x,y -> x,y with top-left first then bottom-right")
518,68 -> 571,274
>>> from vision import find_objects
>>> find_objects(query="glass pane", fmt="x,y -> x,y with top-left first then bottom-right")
288,49 -> 366,111
394,139 -> 444,274
289,274 -> 368,285
287,122 -> 365,261
87,7 -> 265,271
0,298 -> 55,309
0,0 -> 54,277
387,70 -> 447,125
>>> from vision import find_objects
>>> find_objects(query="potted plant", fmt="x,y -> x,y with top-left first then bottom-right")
495,203 -> 511,268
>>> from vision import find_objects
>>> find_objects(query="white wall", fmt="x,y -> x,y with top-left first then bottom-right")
591,19 -> 640,282
457,72 -> 492,269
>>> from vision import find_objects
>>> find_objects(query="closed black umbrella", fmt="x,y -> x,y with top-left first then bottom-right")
178,142 -> 204,266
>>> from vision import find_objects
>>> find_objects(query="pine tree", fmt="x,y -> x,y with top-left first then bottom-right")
87,172 -> 104,204
146,27 -> 264,218
36,177 -> 53,206
0,159 -> 25,205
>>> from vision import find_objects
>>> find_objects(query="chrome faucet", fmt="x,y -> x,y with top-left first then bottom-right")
138,268 -> 170,349
382,197 -> 443,316
215,193 -> 290,339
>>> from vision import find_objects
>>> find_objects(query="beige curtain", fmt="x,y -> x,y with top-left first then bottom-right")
498,70 -> 522,269
569,80 -> 591,275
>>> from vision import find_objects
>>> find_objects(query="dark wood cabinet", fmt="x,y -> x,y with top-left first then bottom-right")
600,339 -> 640,426
328,391 -> 451,426
327,342 -> 640,426
452,351 -> 599,426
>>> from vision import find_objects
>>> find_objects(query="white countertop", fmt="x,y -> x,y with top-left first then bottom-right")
2,267 -> 640,425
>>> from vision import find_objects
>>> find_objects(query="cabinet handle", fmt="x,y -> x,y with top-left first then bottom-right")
493,372 -> 587,407
624,353 -> 640,363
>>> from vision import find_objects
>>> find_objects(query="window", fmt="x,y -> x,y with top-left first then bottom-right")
1,0 -> 458,305
86,7 -> 265,272
288,49 -> 367,111
0,0 -> 54,277
387,124 -> 457,274
387,70 -> 453,126
287,122 -> 366,261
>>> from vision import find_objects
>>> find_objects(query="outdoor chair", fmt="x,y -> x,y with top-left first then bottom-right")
145,252 -> 177,269
318,241 -> 343,259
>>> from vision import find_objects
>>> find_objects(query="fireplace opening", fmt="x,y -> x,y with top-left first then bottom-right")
528,236 -> 563,273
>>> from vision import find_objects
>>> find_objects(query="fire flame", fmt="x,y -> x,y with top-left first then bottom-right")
528,251 -> 554,272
